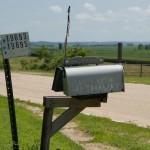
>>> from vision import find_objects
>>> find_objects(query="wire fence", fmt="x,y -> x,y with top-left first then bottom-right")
123,64 -> 150,77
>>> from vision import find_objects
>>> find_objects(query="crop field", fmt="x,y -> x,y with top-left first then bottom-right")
89,45 -> 150,63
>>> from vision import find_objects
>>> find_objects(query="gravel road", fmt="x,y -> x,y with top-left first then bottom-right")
0,72 -> 150,127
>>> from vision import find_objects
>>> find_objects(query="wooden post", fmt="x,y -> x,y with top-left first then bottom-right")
40,96 -> 103,150
40,107 -> 54,150
140,64 -> 143,77
118,43 -> 123,63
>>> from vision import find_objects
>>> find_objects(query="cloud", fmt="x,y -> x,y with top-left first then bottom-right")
76,5 -> 150,25
76,13 -> 92,21
146,6 -> 150,15
49,5 -> 63,13
76,13 -> 106,22
128,6 -> 142,13
84,3 -> 96,11
93,13 -> 105,21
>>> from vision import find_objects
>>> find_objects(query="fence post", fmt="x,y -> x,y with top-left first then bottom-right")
140,64 -> 143,77
118,43 -> 123,63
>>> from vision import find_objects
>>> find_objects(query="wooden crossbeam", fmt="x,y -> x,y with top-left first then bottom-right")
40,96 -> 102,150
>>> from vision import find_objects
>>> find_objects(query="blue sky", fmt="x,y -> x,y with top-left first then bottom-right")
0,0 -> 150,42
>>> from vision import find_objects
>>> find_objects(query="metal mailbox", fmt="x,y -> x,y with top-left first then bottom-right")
63,65 -> 124,96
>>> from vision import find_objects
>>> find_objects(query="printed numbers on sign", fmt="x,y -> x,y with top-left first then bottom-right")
5,33 -> 27,42
4,32 -> 29,50
7,41 -> 28,50
1,32 -> 30,59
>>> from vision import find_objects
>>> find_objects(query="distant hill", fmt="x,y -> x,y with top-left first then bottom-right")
30,41 -> 59,47
30,41 -> 150,48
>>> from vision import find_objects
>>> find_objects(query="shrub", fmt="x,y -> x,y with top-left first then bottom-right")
67,46 -> 91,57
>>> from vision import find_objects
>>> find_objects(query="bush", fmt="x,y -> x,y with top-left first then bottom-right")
67,46 -> 91,57
20,46 -> 91,71
20,60 -> 28,70
20,46 -> 53,71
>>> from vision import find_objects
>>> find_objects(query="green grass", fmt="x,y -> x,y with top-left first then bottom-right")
74,114 -> 150,150
24,100 -> 150,150
0,96 -> 83,150
1,96 -> 150,150
125,76 -> 150,85
90,46 -> 150,62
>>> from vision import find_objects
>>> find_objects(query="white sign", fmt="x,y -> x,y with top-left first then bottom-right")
0,32 -> 30,59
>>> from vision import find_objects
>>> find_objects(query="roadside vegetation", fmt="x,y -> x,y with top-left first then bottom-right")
1,95 -> 150,150
75,114 -> 150,150
20,46 -> 91,71
125,76 -> 150,85
0,95 -> 83,150
0,44 -> 150,84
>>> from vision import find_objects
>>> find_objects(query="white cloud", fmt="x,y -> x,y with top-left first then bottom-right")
76,13 -> 92,21
49,5 -> 63,13
106,10 -> 113,16
93,13 -> 105,21
128,6 -> 142,13
76,13 -> 106,22
76,5 -> 150,26
76,12 -> 106,23
84,3 -> 96,11
146,6 -> 150,15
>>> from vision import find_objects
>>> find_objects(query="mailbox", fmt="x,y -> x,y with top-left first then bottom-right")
63,65 -> 124,96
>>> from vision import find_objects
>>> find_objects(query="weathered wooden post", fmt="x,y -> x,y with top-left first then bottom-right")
140,64 -> 143,77
118,42 -> 123,63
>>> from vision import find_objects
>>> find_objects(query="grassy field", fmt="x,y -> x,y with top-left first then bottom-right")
0,96 -> 83,150
125,76 -> 150,85
90,45 -> 150,63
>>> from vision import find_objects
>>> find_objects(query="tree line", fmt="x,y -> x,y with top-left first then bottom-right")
138,44 -> 150,50
20,45 -> 90,71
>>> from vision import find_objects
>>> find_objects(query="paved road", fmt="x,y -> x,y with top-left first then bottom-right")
0,72 -> 150,127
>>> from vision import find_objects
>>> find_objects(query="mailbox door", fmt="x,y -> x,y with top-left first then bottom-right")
52,67 -> 64,92
63,65 -> 124,96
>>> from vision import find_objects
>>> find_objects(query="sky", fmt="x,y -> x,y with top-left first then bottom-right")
0,0 -> 150,42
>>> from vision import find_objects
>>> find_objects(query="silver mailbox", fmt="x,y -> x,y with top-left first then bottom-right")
63,65 -> 124,96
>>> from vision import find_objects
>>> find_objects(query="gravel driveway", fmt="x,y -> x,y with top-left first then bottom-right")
0,72 -> 150,127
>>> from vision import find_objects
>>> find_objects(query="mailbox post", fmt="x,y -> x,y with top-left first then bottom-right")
118,42 -> 123,63
40,96 -> 106,150
40,56 -> 125,150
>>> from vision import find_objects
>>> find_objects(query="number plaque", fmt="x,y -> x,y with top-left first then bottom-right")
0,32 -> 30,59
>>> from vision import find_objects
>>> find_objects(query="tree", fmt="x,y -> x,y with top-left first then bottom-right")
138,44 -> 144,50
20,45 -> 54,71
145,44 -> 150,50
58,43 -> 63,50
36,46 -> 53,70
36,45 -> 52,60
67,46 -> 91,57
